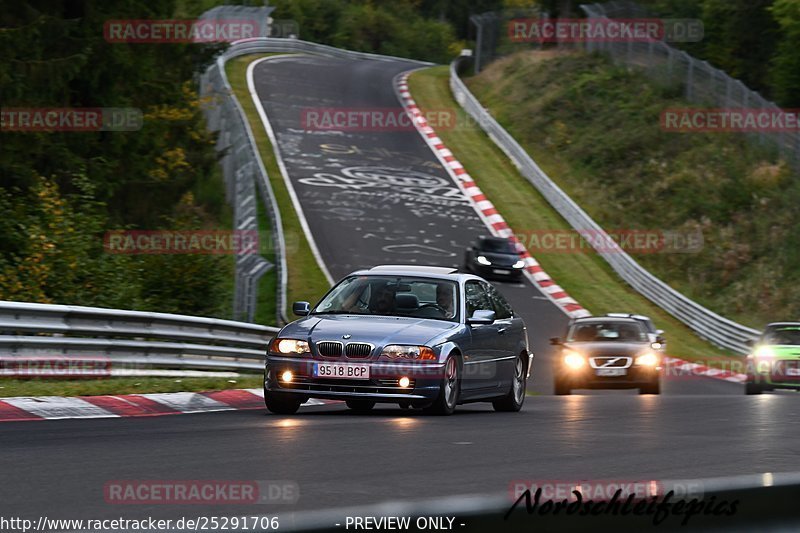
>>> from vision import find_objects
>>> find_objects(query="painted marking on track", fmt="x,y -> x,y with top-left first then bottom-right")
3,396 -> 118,420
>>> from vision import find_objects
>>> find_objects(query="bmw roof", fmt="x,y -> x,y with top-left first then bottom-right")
346,265 -> 469,280
368,265 -> 458,274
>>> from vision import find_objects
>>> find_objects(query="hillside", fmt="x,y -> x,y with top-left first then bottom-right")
467,50 -> 799,327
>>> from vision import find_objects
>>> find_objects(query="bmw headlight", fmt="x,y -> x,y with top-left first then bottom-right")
476,255 -> 491,266
635,352 -> 659,366
269,338 -> 310,355
381,345 -> 436,360
512,259 -> 525,269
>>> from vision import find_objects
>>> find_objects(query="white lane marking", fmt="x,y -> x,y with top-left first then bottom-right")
246,55 -> 335,286
3,397 -> 118,420
139,392 -> 231,413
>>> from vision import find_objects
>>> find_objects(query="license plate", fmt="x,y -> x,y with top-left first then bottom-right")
313,363 -> 370,379
493,269 -> 509,275
786,367 -> 800,377
596,368 -> 627,377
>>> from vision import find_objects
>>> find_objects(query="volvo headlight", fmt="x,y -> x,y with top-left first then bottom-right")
476,255 -> 491,266
381,345 -> 436,360
563,350 -> 585,369
635,352 -> 659,366
269,338 -> 310,355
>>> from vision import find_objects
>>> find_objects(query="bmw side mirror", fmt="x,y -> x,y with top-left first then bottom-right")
292,301 -> 311,316
549,337 -> 563,345
467,309 -> 495,325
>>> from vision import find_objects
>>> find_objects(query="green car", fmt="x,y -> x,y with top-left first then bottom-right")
746,322 -> 800,394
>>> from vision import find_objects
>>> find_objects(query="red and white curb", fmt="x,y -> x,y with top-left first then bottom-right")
396,72 -> 747,385
396,72 -> 589,319
0,389 -> 338,423
664,357 -> 747,383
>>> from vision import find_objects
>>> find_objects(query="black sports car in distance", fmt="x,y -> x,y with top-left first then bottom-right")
463,236 -> 524,281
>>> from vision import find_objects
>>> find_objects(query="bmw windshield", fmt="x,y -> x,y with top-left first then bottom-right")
312,276 -> 460,322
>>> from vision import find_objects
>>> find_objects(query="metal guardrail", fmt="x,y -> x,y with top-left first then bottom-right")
0,300 -> 279,371
449,55 -> 760,354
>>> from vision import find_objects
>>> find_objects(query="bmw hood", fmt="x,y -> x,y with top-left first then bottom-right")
279,315 -> 460,347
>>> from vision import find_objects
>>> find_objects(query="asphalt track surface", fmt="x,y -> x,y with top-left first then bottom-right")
2,55 -> 798,525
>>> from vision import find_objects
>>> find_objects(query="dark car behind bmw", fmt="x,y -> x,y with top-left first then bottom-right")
464,236 -> 525,280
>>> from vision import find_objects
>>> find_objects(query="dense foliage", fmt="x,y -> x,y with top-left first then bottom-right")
0,0 -> 231,315
632,0 -> 800,107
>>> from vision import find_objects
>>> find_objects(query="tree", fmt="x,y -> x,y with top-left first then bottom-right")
770,0 -> 800,107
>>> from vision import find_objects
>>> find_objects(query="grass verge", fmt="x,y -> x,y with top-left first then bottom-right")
408,65 -> 736,366
0,375 -> 263,398
226,54 -> 332,321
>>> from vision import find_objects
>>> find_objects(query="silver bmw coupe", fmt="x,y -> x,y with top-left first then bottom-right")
264,265 -> 532,415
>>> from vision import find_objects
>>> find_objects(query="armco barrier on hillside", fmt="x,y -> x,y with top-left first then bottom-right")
449,53 -> 758,354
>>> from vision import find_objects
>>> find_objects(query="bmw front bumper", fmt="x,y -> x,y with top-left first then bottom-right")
265,356 -> 447,402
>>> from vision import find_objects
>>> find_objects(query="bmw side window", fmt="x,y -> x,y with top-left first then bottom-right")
465,281 -> 491,317
485,283 -> 513,319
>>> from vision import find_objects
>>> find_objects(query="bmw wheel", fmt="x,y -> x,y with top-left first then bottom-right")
346,400 -> 376,412
493,354 -> 527,412
264,389 -> 301,415
424,354 -> 460,415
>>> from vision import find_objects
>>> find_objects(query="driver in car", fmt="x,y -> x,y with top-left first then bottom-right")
436,283 -> 455,319
372,286 -> 396,315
